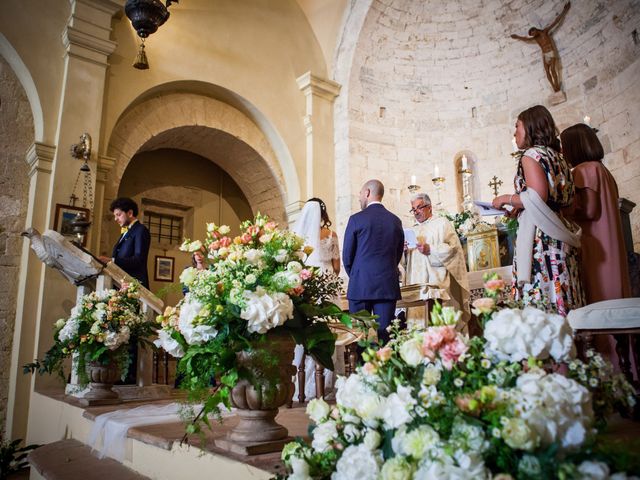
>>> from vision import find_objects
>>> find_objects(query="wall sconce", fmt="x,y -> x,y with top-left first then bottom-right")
125,0 -> 179,70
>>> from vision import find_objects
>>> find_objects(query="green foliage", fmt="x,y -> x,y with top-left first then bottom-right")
0,439 -> 39,479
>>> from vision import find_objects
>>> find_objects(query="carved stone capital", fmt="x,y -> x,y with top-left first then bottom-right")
25,142 -> 56,178
96,155 -> 116,183
296,72 -> 341,103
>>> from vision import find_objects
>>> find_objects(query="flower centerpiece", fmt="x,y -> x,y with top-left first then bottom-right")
154,214 -> 360,440
24,282 -> 153,401
442,210 -> 493,239
281,297 -> 637,479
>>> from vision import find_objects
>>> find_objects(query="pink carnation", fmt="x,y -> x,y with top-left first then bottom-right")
440,338 -> 468,370
299,269 -> 312,280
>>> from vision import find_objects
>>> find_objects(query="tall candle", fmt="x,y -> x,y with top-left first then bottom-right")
583,115 -> 591,126
461,155 -> 468,170
411,175 -> 416,185
433,164 -> 440,178
512,137 -> 518,151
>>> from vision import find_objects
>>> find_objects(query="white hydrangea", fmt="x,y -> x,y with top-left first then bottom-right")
57,317 -> 80,342
331,443 -> 382,480
382,384 -> 417,429
415,454 -> 488,480
380,456 -> 414,480
311,419 -> 337,452
240,287 -> 294,334
577,461 -> 610,480
510,369 -> 594,451
335,375 -> 385,427
289,457 -> 311,480
103,325 -> 130,350
484,307 -> 575,363
153,329 -> 185,358
178,298 -> 218,345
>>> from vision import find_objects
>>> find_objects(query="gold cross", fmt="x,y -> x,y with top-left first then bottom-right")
488,176 -> 503,197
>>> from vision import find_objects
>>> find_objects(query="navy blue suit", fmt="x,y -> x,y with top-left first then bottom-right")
112,220 -> 151,289
342,203 -> 404,343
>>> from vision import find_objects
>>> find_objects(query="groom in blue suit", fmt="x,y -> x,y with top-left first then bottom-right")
342,179 -> 404,344
99,197 -> 151,289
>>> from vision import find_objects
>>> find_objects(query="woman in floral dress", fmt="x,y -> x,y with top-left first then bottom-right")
493,105 -> 584,316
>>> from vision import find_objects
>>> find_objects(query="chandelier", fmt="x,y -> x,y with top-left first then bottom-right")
124,0 -> 179,70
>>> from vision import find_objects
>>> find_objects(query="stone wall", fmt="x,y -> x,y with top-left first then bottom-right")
337,0 -> 640,250
0,55 -> 33,434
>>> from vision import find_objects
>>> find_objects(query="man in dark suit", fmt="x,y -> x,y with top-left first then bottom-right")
99,197 -> 151,384
342,179 -> 404,344
99,197 -> 151,288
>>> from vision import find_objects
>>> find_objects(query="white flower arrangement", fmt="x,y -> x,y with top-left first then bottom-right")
281,299 -> 637,479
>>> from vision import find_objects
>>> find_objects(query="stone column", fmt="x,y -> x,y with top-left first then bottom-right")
6,0 -> 120,442
6,143 -> 55,440
295,72 -> 341,224
91,154 -> 115,254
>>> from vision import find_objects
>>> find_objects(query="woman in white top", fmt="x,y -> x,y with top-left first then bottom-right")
292,198 -> 342,401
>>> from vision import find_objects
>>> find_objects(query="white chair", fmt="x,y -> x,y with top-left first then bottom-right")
567,298 -> 640,387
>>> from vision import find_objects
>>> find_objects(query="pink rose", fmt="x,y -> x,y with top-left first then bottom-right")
247,225 -> 261,236
472,297 -> 496,315
219,236 -> 232,248
240,233 -> 252,244
362,362 -> 377,375
376,347 -> 392,362
289,285 -> 305,296
439,325 -> 456,343
485,278 -> 506,291
265,221 -> 277,231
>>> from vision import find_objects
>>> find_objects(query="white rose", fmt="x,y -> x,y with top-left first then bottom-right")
206,222 -> 216,232
259,233 -> 273,244
343,423 -> 361,442
501,418 -> 538,451
153,329 -> 185,358
287,261 -> 302,273
244,273 -> 257,284
179,267 -> 198,286
306,398 -> 331,423
274,249 -> 288,263
577,461 -> 610,480
380,456 -> 413,480
55,318 -> 66,329
422,364 -> 442,386
363,429 -> 382,450
244,249 -> 263,264
399,337 -> 423,366
218,225 -> 231,235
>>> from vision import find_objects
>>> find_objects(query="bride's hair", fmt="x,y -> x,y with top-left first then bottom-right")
307,197 -> 332,228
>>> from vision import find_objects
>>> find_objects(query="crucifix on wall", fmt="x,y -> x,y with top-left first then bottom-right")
489,176 -> 503,197
510,2 -> 571,92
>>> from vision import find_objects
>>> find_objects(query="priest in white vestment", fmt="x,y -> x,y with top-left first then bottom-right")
404,192 -> 470,328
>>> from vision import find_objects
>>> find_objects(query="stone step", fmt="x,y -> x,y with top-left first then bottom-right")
28,439 -> 149,480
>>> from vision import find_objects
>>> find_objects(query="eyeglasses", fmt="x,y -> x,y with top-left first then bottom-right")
409,204 -> 431,214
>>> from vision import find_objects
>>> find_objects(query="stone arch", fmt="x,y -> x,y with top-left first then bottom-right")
105,91 -> 291,229
0,32 -> 43,141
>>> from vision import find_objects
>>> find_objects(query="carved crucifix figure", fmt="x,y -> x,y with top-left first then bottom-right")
511,2 -> 571,92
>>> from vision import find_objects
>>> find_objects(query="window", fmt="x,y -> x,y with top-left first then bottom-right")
144,211 -> 183,245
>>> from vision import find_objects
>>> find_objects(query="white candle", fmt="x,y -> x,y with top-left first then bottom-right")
461,155 -> 468,170
583,115 -> 591,126
512,137 -> 518,151
410,175 -> 416,185
433,164 -> 440,178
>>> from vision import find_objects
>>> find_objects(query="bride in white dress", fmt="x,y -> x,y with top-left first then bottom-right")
292,198 -> 342,401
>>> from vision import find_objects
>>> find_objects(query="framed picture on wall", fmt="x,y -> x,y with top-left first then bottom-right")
53,203 -> 90,247
154,255 -> 174,282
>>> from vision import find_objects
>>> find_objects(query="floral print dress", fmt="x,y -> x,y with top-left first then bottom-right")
512,146 -> 585,316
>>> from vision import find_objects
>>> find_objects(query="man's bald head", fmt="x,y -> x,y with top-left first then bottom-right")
359,179 -> 385,210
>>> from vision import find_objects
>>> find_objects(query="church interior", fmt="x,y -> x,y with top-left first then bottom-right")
1,0 -> 640,478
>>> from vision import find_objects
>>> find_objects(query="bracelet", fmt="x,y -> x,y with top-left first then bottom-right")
509,194 -> 515,206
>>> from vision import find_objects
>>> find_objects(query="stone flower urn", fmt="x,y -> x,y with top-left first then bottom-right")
81,356 -> 122,406
220,330 -> 296,454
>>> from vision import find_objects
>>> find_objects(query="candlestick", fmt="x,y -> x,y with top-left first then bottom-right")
431,175 -> 445,210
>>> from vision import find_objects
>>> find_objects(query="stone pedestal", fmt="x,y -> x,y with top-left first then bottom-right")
548,90 -> 567,105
